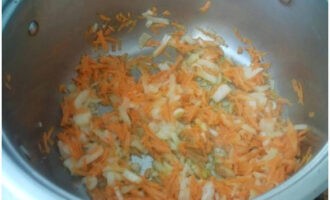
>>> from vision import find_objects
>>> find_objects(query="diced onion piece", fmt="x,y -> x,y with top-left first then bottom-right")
259,118 -> 276,134
73,111 -> 92,127
77,145 -> 104,167
196,69 -> 219,84
178,176 -> 190,200
173,108 -> 185,118
201,181 -> 215,200
181,35 -> 196,45
249,92 -> 267,107
123,169 -> 142,183
195,59 -> 219,72
209,128 -> 218,137
158,62 -> 170,71
114,186 -> 124,200
212,84 -> 231,102
243,67 -> 263,79
294,124 -> 308,130
242,124 -> 256,134
83,176 -> 98,190
74,90 -> 90,109
153,34 -> 171,57
142,9 -> 170,28
195,119 -> 208,131
103,171 -> 122,186
261,148 -> 278,161
138,33 -> 152,48
255,85 -> 270,92
58,141 -> 71,158
64,158 -> 77,173
167,74 -> 180,102
185,53 -> 200,66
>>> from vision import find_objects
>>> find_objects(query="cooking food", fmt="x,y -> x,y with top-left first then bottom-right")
56,7 -> 311,200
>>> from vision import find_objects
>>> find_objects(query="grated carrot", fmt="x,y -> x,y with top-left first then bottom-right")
39,127 -> 54,154
291,79 -> 304,105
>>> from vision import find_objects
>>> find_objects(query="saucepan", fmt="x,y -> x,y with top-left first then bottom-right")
2,0 -> 328,199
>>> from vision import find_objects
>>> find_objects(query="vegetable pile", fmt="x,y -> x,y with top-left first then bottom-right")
57,7 -> 311,200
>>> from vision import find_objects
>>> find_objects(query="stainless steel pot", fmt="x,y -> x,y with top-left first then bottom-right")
2,0 -> 328,199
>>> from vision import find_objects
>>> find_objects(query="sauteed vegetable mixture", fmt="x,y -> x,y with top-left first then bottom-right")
56,7 -> 310,200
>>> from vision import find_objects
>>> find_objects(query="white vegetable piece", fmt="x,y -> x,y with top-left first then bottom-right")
249,92 -> 267,107
74,90 -> 90,109
58,141 -> 71,158
294,124 -> 308,131
73,111 -> 92,127
194,59 -> 219,72
173,108 -> 185,118
153,34 -> 171,57
114,186 -> 124,200
181,35 -> 196,45
196,68 -> 219,84
209,128 -> 218,137
243,67 -> 263,79
103,171 -> 122,186
142,10 -> 170,28
259,118 -> 276,134
261,148 -> 278,161
212,84 -> 231,102
158,62 -> 170,71
83,176 -> 98,190
178,176 -> 190,200
201,181 -> 215,200
242,124 -> 256,134
123,169 -> 142,183
138,32 -> 152,48
63,158 -> 77,173
77,145 -> 104,167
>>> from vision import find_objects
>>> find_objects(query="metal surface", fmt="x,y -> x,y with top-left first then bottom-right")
2,0 -> 328,199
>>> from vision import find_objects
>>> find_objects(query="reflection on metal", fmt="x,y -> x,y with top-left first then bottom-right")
28,20 -> 39,36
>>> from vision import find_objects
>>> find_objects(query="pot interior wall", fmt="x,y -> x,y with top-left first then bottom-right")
2,0 -> 327,198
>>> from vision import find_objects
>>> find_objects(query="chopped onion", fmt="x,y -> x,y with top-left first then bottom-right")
261,148 -> 278,161
294,124 -> 308,130
77,145 -> 104,167
103,171 -> 122,186
173,108 -> 185,118
142,9 -> 170,28
201,181 -> 215,200
255,85 -> 270,92
73,111 -> 92,127
83,176 -> 98,190
138,32 -> 152,48
123,169 -> 142,183
58,141 -> 71,158
249,92 -> 267,106
181,35 -> 196,45
178,176 -> 190,200
209,128 -> 218,137
242,124 -> 256,134
158,62 -> 170,71
64,158 -> 77,173
243,67 -> 263,79
196,68 -> 219,84
194,59 -> 219,72
259,118 -> 276,134
212,84 -> 231,102
114,186 -> 124,200
153,34 -> 171,57
74,90 -> 90,109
